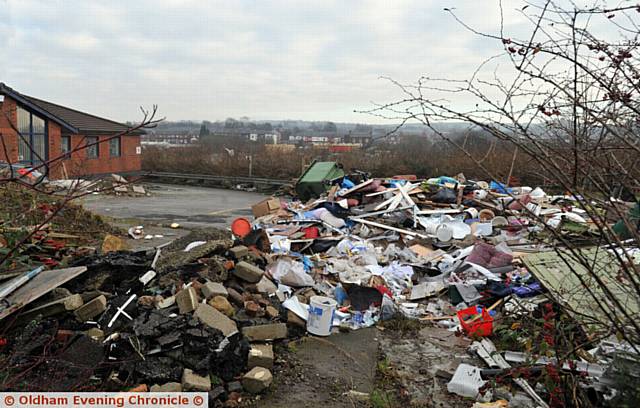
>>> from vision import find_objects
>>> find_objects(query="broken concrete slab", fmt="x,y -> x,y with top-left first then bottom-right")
176,287 -> 198,314
242,367 -> 273,394
201,282 -> 228,299
0,266 -> 88,321
132,185 -> 146,195
229,245 -> 249,259
248,344 -> 274,369
74,295 -> 107,322
19,294 -> 84,321
194,303 -> 238,336
242,323 -> 287,341
255,276 -> 278,295
234,261 -> 264,283
182,369 -> 211,391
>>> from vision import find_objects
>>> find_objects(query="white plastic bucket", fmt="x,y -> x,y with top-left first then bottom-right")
423,223 -> 453,242
307,296 -> 337,336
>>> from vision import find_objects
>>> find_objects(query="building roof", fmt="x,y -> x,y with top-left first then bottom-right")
0,83 -> 144,135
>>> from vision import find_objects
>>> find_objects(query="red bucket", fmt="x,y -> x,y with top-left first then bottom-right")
231,217 -> 252,238
457,306 -> 493,337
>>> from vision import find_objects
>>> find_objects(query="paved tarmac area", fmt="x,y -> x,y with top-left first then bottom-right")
81,183 -> 267,229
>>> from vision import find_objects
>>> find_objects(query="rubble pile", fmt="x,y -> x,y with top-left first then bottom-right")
48,173 -> 149,196
0,168 -> 638,407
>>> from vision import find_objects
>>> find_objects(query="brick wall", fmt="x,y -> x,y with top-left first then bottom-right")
50,133 -> 142,179
0,96 -> 142,179
0,97 -> 18,163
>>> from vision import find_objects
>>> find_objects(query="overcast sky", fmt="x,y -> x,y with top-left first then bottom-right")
1,1 -> 542,123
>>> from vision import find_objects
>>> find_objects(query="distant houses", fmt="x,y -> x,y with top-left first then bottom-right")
141,123 -> 415,150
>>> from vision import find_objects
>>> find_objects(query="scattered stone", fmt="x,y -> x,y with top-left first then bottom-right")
225,392 -> 241,407
242,323 -> 287,341
85,328 -> 105,341
227,288 -> 245,307
56,329 -> 74,343
182,369 -> 211,392
228,245 -> 249,259
201,282 -> 228,299
101,234 -> 126,253
344,390 -> 369,401
137,295 -> 156,308
128,384 -> 148,392
286,310 -> 306,328
50,287 -> 73,300
156,295 -> 176,309
255,276 -> 277,294
209,386 -> 227,403
226,381 -> 243,393
176,287 -> 198,314
244,301 -> 261,317
209,295 -> 235,317
20,294 -> 84,321
265,305 -> 279,319
132,185 -> 146,194
150,382 -> 182,392
194,303 -> 238,336
248,344 -> 274,369
234,261 -> 264,283
242,367 -> 273,394
74,295 -> 107,322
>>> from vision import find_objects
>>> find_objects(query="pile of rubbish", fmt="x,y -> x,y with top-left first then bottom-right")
0,164 -> 638,407
0,231 -> 282,404
48,173 -> 149,196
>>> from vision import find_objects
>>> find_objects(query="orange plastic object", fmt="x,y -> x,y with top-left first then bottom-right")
231,217 -> 252,238
457,306 -> 493,337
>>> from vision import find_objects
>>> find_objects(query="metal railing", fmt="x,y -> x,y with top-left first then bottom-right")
145,171 -> 291,186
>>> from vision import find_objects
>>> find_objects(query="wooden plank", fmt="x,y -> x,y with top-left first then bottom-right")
0,266 -> 88,321
339,178 -> 374,196
417,209 -> 463,215
350,218 -> 430,239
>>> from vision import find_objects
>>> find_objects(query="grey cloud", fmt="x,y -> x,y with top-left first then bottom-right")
2,0 -> 532,123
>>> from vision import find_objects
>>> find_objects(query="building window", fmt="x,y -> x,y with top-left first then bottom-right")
61,136 -> 71,158
16,106 -> 47,164
109,137 -> 121,157
86,136 -> 99,158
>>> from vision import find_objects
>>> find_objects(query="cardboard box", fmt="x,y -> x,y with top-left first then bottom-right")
251,197 -> 281,218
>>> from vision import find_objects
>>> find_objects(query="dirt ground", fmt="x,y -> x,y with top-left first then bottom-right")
258,328 -> 379,408
252,325 -> 471,408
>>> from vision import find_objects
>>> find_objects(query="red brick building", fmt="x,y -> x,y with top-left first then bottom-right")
0,83 -> 143,179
